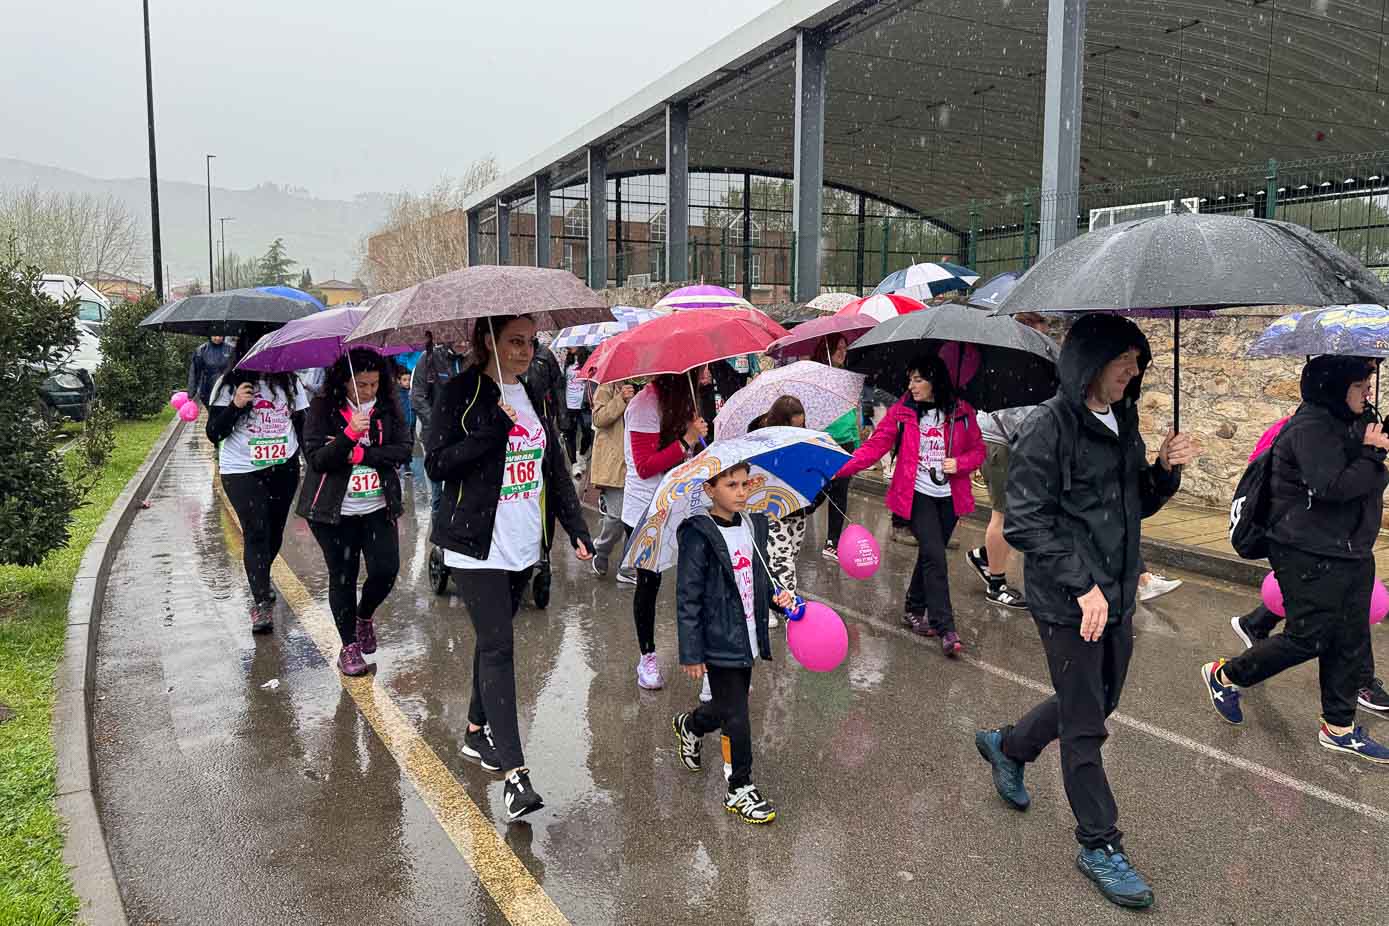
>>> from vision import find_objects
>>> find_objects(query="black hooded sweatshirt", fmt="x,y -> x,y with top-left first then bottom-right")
1004,314 -> 1181,627
1266,355 -> 1386,560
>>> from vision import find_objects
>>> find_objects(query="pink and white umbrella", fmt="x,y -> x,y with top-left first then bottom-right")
655,284 -> 753,312
834,293 -> 928,323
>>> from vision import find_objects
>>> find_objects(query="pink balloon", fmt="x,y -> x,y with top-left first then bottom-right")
1261,571 -> 1285,618
169,391 -> 189,409
177,400 -> 200,422
1372,580 -> 1389,626
837,524 -> 881,579
785,600 -> 848,672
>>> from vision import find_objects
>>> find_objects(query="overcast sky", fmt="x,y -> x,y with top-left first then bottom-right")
5,0 -> 784,200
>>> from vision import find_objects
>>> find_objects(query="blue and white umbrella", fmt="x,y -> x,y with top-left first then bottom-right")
610,304 -> 668,326
1248,304 -> 1389,358
873,261 -> 980,302
552,320 -> 630,350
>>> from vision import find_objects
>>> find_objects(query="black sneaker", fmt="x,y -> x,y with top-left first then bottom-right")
672,712 -> 702,771
462,725 -> 502,773
1359,678 -> 1389,713
503,767 -> 544,821
965,547 -> 991,585
725,784 -> 776,824
985,582 -> 1028,610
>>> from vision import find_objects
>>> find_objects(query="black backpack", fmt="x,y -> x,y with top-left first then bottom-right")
1228,433 -> 1283,560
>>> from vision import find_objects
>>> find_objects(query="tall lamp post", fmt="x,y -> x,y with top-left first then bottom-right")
142,0 -> 163,300
205,154 -> 216,291
218,216 -> 234,290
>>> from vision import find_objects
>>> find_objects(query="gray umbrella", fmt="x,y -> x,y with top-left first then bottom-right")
138,288 -> 318,335
993,212 -> 1389,427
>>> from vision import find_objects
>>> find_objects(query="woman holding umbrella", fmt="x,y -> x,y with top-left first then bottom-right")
424,314 -> 593,822
833,353 -> 986,657
206,324 -> 312,634
296,349 -> 413,677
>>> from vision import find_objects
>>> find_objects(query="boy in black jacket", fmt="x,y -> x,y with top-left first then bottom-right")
671,462 -> 793,825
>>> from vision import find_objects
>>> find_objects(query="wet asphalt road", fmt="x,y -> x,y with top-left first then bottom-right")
93,426 -> 1389,925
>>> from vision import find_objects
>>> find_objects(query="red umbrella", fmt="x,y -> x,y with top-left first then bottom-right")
834,293 -> 927,322
579,307 -> 789,384
766,313 -> 879,362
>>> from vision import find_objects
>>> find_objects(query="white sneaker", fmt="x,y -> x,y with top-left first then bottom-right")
1138,574 -> 1182,602
616,570 -> 638,587
637,653 -> 664,690
699,674 -> 712,703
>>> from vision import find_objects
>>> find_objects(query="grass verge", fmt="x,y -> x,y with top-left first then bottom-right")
0,410 -> 174,926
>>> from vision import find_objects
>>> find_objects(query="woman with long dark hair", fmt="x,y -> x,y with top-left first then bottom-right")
206,323 -> 310,634
425,314 -> 593,822
622,368 -> 708,689
834,353 -> 985,657
296,349 -> 413,676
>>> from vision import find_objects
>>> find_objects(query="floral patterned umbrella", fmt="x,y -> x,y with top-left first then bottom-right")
714,361 -> 865,439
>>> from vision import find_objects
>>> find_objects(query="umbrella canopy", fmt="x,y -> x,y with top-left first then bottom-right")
552,320 -> 634,351
610,304 -> 668,326
257,285 -> 326,311
579,307 -> 789,384
834,293 -> 928,322
1248,304 -> 1389,358
967,271 -> 1021,310
622,427 -> 851,574
766,313 -> 878,361
235,305 -> 418,372
138,288 -> 317,335
654,284 -> 753,311
873,261 -> 980,301
805,292 -> 858,314
345,266 -> 607,349
714,361 -> 865,440
846,303 -> 1060,412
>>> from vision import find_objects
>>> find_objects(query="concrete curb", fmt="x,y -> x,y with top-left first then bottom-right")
54,415 -> 187,926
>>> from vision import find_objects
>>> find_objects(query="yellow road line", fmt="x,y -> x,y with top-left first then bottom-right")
217,488 -> 569,926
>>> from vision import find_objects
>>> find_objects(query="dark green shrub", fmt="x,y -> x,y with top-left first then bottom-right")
95,293 -> 188,419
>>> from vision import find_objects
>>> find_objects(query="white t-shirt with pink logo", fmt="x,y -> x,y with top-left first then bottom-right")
621,384 -> 663,527
445,383 -> 546,573
713,516 -> 759,660
211,378 -> 309,475
913,408 -> 952,498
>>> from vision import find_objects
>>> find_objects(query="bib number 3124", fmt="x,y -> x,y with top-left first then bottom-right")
249,436 -> 289,467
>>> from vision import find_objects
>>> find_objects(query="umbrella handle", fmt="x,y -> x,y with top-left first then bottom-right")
746,540 -> 804,620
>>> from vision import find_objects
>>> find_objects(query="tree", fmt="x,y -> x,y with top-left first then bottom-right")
95,292 -> 191,419
0,186 -> 142,280
359,156 -> 501,292
298,268 -> 313,290
217,252 -> 262,290
257,238 -> 297,286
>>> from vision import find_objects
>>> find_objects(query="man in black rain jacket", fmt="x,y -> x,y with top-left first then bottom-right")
974,313 -> 1195,910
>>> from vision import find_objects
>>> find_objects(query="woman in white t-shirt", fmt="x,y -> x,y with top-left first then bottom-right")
423,314 -> 594,823
561,347 -> 594,476
206,326 -> 310,634
295,349 -> 413,677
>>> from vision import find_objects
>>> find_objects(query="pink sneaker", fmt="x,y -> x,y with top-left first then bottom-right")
338,642 -> 369,677
355,618 -> 377,655
636,653 -> 664,690
941,631 -> 963,658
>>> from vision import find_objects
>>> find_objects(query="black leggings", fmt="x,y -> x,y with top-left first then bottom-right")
222,457 -> 300,606
688,665 -> 754,789
562,410 -> 592,462
454,567 -> 531,771
622,522 -> 661,654
308,508 -> 400,646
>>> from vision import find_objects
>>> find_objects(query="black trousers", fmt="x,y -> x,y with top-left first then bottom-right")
907,492 -> 958,633
1002,617 -> 1134,851
622,522 -> 661,654
562,409 -> 592,462
1224,546 -> 1374,726
221,456 -> 300,606
308,508 -> 400,647
688,665 -> 754,789
453,567 -> 532,771
1242,603 -> 1376,691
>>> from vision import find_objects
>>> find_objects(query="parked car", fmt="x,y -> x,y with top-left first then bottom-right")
31,275 -> 107,422
37,274 -> 111,329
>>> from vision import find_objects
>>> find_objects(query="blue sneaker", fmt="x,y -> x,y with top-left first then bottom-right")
1318,723 -> 1389,764
974,728 -> 1030,810
1076,845 -> 1155,909
1201,659 -> 1243,725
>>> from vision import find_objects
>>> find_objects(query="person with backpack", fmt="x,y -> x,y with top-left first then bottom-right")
1203,355 -> 1389,762
965,404 -> 1035,609
410,336 -> 469,513
973,314 -> 1195,910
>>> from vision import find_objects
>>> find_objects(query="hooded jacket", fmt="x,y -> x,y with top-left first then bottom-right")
1004,314 -> 1180,627
1266,355 -> 1386,560
676,512 -> 773,669
424,366 -> 590,561
409,345 -> 469,436
296,393 -> 413,525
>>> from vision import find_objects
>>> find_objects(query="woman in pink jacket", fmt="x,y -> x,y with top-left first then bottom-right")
834,353 -> 986,657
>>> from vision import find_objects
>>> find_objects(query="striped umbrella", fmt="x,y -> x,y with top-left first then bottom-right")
655,284 -> 753,311
834,293 -> 928,323
873,262 -> 979,302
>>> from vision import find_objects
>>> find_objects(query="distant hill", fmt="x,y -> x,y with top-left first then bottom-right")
0,158 -> 391,289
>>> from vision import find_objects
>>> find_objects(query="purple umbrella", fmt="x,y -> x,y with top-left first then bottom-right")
654,284 -> 753,311
236,303 -> 417,373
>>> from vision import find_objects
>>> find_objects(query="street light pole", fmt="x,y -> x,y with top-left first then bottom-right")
142,0 -> 163,300
218,216 -> 234,290
206,154 -> 216,291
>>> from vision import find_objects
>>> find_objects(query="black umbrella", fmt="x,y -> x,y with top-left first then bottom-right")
967,270 -> 1021,310
139,288 -> 318,335
993,211 -> 1389,427
845,303 -> 1060,412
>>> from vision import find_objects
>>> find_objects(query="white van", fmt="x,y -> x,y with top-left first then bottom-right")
37,274 -> 112,331
33,274 -> 109,421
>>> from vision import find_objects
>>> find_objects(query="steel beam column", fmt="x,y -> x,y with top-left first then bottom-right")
466,209 -> 481,267
792,30 -> 827,302
587,147 -> 608,290
494,199 -> 510,265
1038,0 -> 1086,258
665,102 -> 689,283
534,175 -> 551,268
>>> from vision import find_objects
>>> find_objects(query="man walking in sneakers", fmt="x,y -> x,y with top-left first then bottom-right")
974,314 -> 1196,909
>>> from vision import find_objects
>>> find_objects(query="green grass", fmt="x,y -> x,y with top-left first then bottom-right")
0,409 -> 174,926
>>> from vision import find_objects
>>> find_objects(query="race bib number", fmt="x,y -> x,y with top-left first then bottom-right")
248,435 -> 289,467
502,447 -> 543,501
348,465 -> 382,499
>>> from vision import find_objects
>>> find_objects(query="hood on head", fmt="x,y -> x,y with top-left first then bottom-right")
1056,313 -> 1152,408
1300,354 -> 1375,421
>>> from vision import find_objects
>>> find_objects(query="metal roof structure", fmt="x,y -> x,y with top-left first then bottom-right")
463,0 -> 1389,220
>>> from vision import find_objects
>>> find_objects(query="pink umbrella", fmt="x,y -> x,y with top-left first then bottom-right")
654,284 -> 753,312
835,293 -> 927,322
767,313 -> 879,362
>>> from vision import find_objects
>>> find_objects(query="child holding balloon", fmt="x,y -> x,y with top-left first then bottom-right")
671,462 -> 793,825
